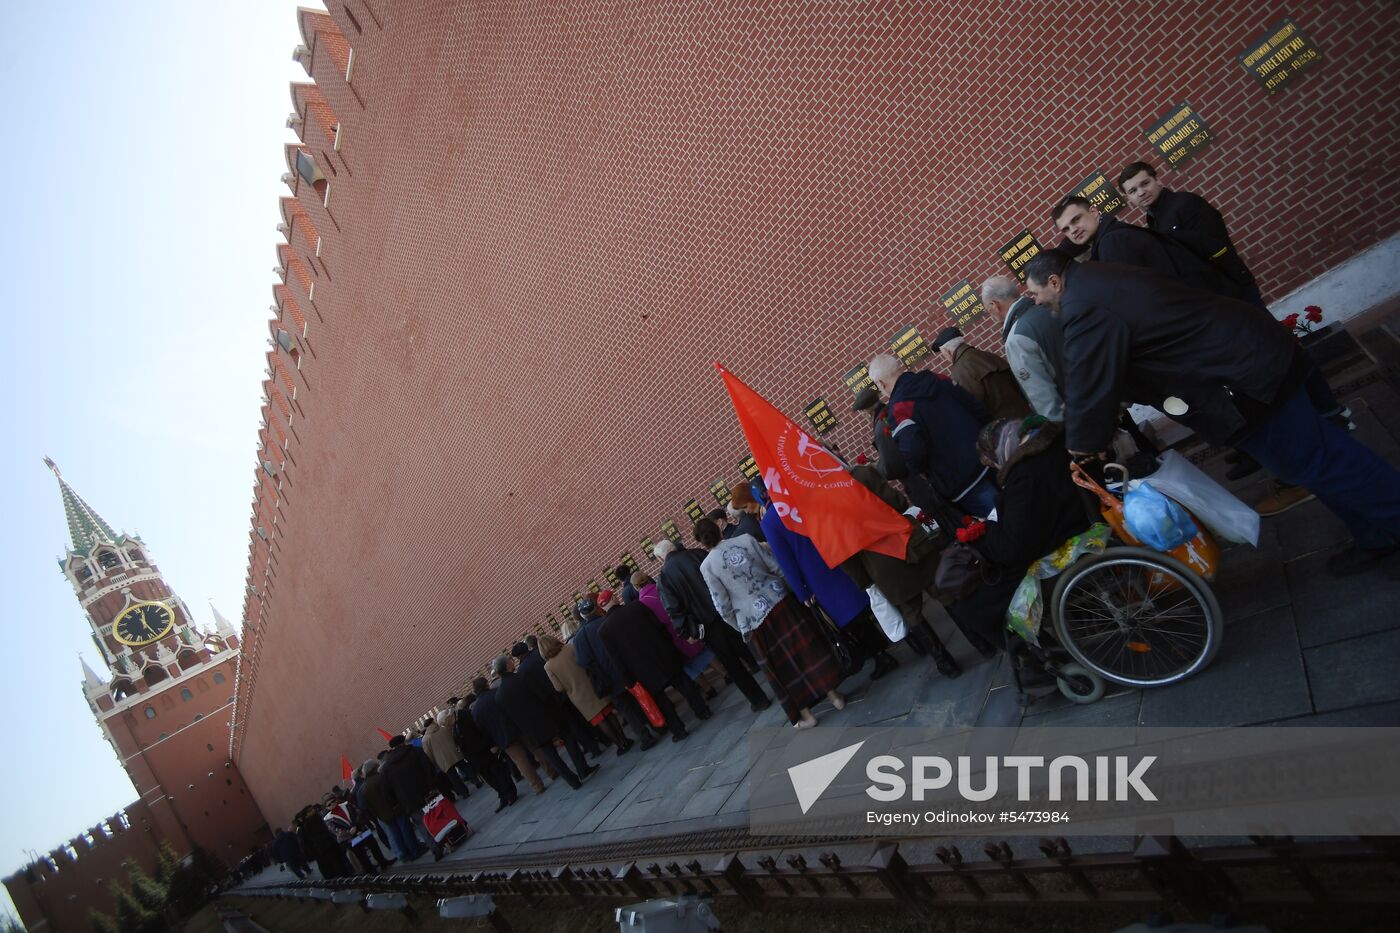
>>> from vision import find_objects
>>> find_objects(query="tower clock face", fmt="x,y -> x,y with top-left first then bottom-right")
113,601 -> 176,647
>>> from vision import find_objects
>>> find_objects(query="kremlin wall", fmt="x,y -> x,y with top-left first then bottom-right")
232,0 -> 1399,826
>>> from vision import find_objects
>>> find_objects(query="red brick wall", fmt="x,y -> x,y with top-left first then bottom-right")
235,1 -> 1400,823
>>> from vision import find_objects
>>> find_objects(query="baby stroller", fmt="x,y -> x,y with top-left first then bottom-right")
421,794 -> 470,853
1004,462 -> 1224,708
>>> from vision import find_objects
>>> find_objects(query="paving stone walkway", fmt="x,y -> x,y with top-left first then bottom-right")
245,374 -> 1400,885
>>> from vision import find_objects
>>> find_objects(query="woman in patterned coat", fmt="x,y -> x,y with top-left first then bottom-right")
697,517 -> 845,729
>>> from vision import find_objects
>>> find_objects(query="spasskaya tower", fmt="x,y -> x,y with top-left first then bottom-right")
46,457 -> 269,866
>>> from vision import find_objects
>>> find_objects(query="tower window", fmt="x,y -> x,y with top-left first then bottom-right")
193,713 -> 203,721
76,565 -> 93,582
98,551 -> 120,569
207,744 -> 214,752
128,549 -> 143,563
180,688 -> 193,701
143,707 -> 156,720
158,733 -> 168,741
213,672 -> 226,685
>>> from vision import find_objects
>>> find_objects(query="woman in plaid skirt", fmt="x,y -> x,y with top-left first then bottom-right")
696,517 -> 846,729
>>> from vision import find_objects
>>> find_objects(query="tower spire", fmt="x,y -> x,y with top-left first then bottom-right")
80,653 -> 106,689
45,458 -> 121,555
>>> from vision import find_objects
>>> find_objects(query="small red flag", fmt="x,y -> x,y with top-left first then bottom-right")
340,755 -> 354,781
376,728 -> 396,742
717,364 -> 911,566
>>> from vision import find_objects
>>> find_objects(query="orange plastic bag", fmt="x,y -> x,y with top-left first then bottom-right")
1070,462 -> 1219,581
628,682 -> 667,729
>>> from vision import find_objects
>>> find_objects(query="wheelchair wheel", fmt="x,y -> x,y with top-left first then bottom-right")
1056,663 -> 1105,704
1049,546 -> 1223,688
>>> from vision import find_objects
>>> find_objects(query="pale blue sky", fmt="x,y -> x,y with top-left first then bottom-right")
0,0 -> 319,910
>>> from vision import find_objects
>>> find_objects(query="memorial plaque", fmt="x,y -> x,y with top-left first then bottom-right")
684,499 -> 706,522
940,279 -> 985,328
543,614 -> 555,633
619,551 -> 639,575
559,601 -> 573,621
709,478 -> 732,506
640,536 -> 656,560
572,591 -> 583,604
1241,18 -> 1322,94
843,363 -> 874,396
587,581 -> 601,595
889,325 -> 932,368
661,519 -> 682,544
804,397 -> 837,435
739,455 -> 759,480
1146,102 -> 1213,167
999,229 -> 1043,281
604,567 -> 621,587
1068,172 -> 1125,215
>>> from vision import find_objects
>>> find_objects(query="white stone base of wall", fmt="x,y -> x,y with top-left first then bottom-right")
1269,231 -> 1400,325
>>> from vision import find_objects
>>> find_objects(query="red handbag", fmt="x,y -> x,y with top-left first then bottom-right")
628,682 -> 666,729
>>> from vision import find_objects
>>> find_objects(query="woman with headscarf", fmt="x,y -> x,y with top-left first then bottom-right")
943,416 -> 1094,645
697,517 -> 846,729
540,633 -> 635,756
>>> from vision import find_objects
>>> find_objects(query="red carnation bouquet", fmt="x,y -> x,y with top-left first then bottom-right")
1280,305 -> 1324,336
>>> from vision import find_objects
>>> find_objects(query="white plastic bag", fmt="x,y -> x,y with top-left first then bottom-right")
1143,450 -> 1260,546
866,585 -> 907,643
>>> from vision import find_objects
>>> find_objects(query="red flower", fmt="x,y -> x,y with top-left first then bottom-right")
855,453 -> 868,465
1280,312 -> 1300,329
956,521 -> 987,543
1304,306 -> 1323,323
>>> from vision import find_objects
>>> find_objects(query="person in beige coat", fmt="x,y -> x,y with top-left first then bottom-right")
421,711 -> 474,800
541,634 -> 635,756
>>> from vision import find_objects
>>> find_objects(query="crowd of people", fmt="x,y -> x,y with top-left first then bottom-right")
250,159 -> 1400,882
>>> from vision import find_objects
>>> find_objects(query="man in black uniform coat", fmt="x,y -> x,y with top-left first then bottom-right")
1025,249 -> 1400,576
1118,161 -> 1261,306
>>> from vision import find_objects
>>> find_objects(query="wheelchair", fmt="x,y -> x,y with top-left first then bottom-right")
1004,463 -> 1225,708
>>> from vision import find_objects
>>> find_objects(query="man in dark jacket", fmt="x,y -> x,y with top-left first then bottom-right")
454,696 -> 518,812
270,826 -> 309,879
471,676 -> 550,793
596,590 -> 711,741
381,736 -> 445,859
853,388 -> 945,519
572,600 -> 660,749
1026,249 -> 1400,575
1052,196 -> 1241,299
1118,161 -> 1261,306
514,640 -> 601,757
360,758 -> 423,862
933,326 -> 1032,423
1118,160 -> 1350,443
655,539 -> 769,711
493,655 -> 595,788
868,354 -> 997,517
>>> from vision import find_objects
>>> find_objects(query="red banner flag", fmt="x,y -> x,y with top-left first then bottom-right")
717,364 -> 911,566
376,728 -> 396,742
340,755 -> 354,781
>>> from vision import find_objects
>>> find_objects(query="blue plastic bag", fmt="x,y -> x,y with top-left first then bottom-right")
1123,480 -> 1198,552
